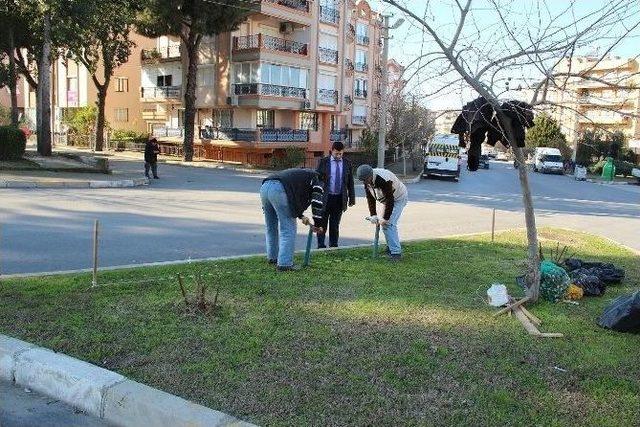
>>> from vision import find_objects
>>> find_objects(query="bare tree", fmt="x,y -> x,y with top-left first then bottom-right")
382,0 -> 640,302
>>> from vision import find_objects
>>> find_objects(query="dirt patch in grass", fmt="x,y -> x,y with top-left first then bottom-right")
1,228 -> 639,426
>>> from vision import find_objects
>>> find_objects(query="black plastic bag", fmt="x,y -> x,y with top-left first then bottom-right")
573,273 -> 606,296
597,291 -> 640,333
563,259 -> 625,284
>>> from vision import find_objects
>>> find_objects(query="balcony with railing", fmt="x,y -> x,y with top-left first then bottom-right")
352,115 -> 367,125
347,23 -> 356,40
233,34 -> 308,56
319,6 -> 340,24
260,128 -> 309,142
199,127 -> 257,142
354,88 -> 367,99
318,47 -> 339,64
330,129 -> 347,143
199,126 -> 309,143
317,88 -> 339,105
141,86 -> 181,100
356,34 -> 370,45
141,44 -> 181,63
234,83 -> 307,99
263,0 -> 309,13
354,62 -> 368,73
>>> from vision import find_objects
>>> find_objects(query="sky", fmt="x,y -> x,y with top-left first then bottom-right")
369,0 -> 640,110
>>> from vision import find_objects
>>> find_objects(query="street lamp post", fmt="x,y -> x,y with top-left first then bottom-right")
377,16 -> 404,168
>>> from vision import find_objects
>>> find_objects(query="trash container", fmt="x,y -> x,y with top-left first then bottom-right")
574,165 -> 587,181
602,157 -> 616,181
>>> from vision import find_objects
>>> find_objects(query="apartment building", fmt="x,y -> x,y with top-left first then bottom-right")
21,33 -> 155,137
0,75 -> 25,123
545,56 -> 640,153
141,0 -> 385,165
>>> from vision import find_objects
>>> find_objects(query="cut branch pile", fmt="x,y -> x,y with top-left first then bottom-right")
177,273 -> 222,317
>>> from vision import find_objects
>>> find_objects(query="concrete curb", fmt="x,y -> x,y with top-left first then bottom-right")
0,177 -> 149,189
0,334 -> 254,427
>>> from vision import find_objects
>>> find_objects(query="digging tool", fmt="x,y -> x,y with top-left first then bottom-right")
366,217 -> 381,258
303,225 -> 323,267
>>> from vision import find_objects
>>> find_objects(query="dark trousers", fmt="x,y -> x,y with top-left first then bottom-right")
144,161 -> 158,178
317,194 -> 343,248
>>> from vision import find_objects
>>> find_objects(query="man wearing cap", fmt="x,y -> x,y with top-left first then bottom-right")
355,165 -> 408,261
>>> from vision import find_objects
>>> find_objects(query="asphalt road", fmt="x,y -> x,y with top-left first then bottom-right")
1,158 -> 639,275
0,381 -> 109,427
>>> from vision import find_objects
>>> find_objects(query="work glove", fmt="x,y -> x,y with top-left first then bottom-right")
367,215 -> 379,224
300,216 -> 311,226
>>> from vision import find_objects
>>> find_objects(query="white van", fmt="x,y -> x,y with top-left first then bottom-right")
423,134 -> 461,181
534,147 -> 564,174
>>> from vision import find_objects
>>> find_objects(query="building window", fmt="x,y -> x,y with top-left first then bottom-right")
356,23 -> 369,44
197,67 -> 214,86
300,112 -> 318,131
114,108 -> 129,122
354,79 -> 368,97
157,75 -> 173,87
115,77 -> 129,92
257,110 -> 275,128
213,109 -> 233,128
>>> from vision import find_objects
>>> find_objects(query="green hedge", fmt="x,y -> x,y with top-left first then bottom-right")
0,126 -> 27,160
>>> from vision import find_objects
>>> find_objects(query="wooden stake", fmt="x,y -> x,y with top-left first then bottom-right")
519,304 -> 542,326
513,306 -> 540,335
491,208 -> 496,242
493,296 -> 531,317
92,219 -> 99,287
538,333 -> 564,338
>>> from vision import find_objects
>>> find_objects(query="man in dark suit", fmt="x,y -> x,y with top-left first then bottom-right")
315,141 -> 355,248
144,137 -> 160,179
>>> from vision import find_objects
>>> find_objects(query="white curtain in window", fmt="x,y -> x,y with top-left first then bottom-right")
356,50 -> 367,64
319,74 -> 336,90
353,104 -> 367,116
319,33 -> 338,50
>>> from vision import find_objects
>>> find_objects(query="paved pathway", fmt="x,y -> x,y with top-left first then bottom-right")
1,156 -> 639,275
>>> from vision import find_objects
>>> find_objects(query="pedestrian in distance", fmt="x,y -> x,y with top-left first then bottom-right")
260,168 -> 325,271
356,165 -> 408,261
315,141 -> 356,248
144,137 -> 160,179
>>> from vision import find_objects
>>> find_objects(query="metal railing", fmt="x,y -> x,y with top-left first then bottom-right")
199,127 -> 257,142
141,44 -> 180,61
234,83 -> 307,99
354,62 -> 368,72
330,129 -> 347,143
354,88 -> 367,98
141,86 -> 181,99
152,126 -> 184,138
318,47 -> 339,64
263,0 -> 309,13
347,23 -> 356,39
319,6 -> 340,24
233,34 -> 308,55
352,115 -> 367,125
317,88 -> 338,105
260,128 -> 309,142
356,34 -> 370,45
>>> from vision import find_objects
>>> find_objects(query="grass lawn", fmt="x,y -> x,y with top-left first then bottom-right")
1,228 -> 638,426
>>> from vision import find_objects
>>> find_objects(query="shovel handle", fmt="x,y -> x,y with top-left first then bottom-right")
303,225 -> 313,267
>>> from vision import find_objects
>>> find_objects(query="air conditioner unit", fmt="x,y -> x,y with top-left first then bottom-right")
279,22 -> 294,34
302,100 -> 311,110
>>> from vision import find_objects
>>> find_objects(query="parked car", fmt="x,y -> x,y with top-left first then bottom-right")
533,147 -> 564,174
423,134 -> 461,181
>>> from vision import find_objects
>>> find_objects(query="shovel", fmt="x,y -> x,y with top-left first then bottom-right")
366,217 -> 381,258
303,225 -> 323,267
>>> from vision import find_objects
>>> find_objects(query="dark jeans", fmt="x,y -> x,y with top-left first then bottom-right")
144,161 -> 158,178
317,194 -> 343,248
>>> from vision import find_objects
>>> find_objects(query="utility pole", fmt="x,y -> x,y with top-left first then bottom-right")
376,15 -> 403,168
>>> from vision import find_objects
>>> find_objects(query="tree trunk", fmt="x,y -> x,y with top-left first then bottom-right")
37,11 -> 52,156
8,28 -> 19,127
500,113 -> 540,301
182,34 -> 201,162
95,86 -> 107,151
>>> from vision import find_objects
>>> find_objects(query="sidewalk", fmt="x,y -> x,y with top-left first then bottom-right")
0,169 -> 149,189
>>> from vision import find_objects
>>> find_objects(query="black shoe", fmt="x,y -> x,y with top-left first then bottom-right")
318,245 -> 327,249
267,259 -> 277,265
145,174 -> 150,178
277,265 -> 301,272
153,176 -> 159,179
388,254 -> 402,262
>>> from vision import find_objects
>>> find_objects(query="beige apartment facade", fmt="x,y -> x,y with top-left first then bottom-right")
140,0 -> 385,165
545,56 -> 640,155
21,33 -> 155,138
